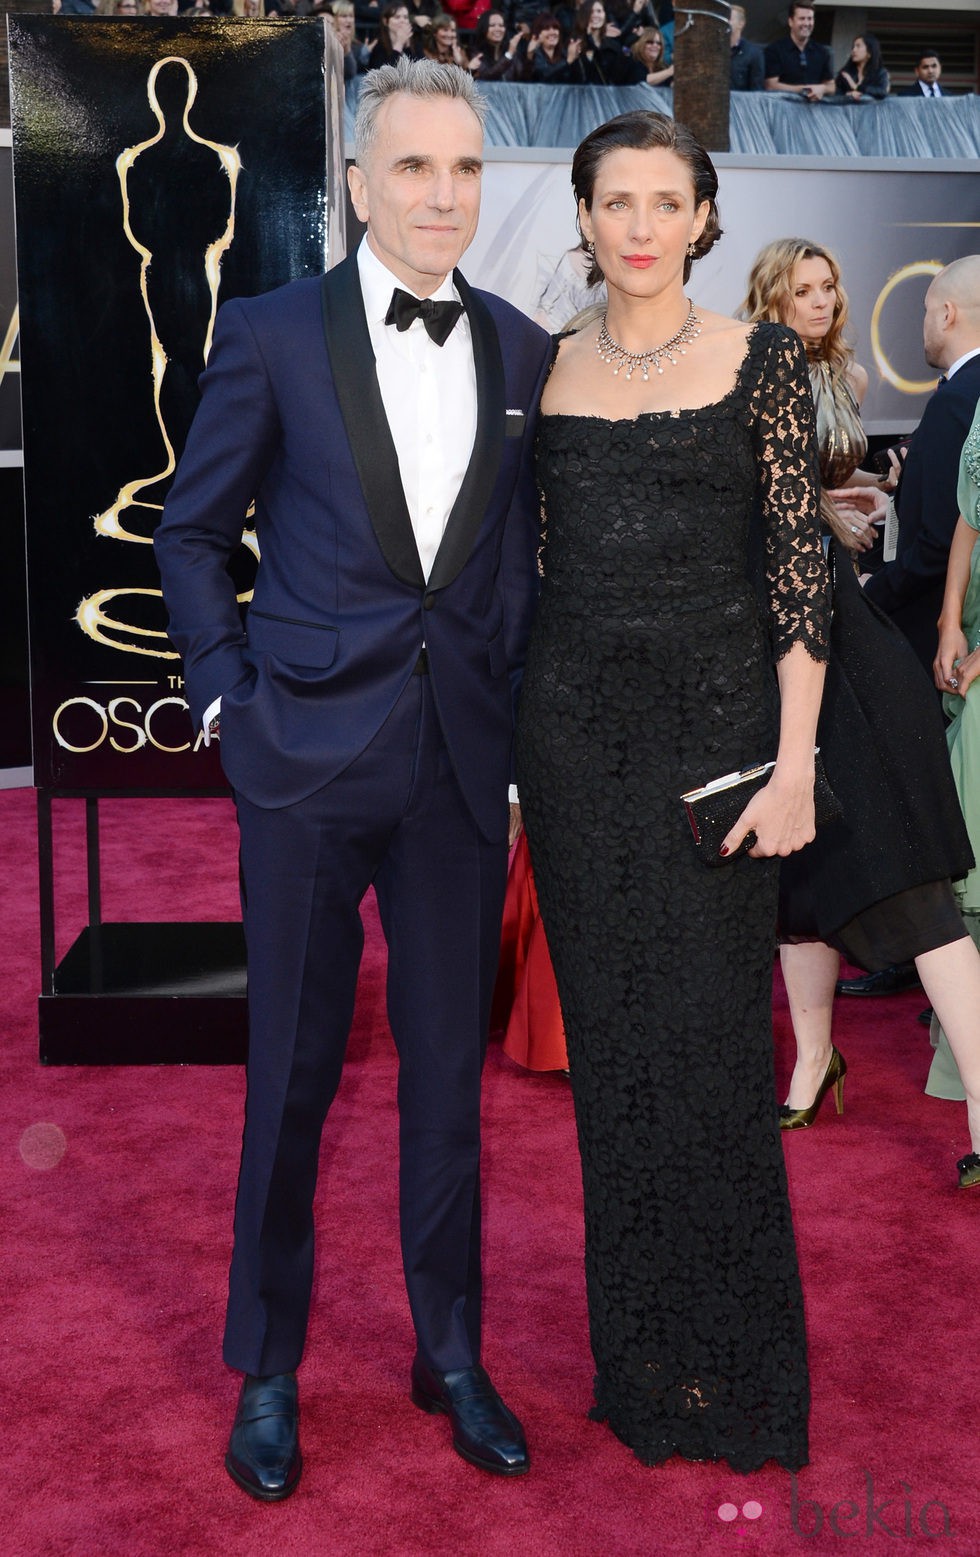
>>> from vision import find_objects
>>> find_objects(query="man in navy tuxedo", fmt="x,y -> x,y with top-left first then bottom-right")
154,58 -> 550,1500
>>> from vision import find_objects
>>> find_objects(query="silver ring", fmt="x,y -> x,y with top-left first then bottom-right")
949,677 -> 959,689
850,525 -> 858,535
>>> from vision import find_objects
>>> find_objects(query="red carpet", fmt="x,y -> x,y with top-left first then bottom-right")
3,788 -> 979,1556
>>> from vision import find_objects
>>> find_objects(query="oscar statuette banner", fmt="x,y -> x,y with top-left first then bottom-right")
10,15 -> 343,791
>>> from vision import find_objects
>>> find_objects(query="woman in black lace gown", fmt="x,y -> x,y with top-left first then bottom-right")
515,111 -> 830,1473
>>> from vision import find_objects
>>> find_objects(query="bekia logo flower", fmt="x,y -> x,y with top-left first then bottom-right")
717,1498 -> 763,1533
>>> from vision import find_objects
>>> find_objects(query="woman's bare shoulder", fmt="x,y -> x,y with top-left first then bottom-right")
694,308 -> 754,347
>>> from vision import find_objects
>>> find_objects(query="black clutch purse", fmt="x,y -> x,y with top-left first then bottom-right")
680,752 -> 840,867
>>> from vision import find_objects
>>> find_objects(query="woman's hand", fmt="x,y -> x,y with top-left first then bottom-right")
823,494 -> 876,552
827,485 -> 888,523
934,621 -> 969,693
720,767 -> 817,861
468,50 -> 483,70
566,35 -> 583,60
935,622 -> 967,691
950,646 -> 980,697
877,446 -> 904,491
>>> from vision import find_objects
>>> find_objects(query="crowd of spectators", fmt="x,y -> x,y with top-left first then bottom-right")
52,0 -> 974,107
355,0 -> 677,86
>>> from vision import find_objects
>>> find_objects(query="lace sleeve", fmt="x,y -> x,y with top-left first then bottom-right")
752,324 -> 831,663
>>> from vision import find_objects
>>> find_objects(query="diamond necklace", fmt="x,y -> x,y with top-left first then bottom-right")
595,302 -> 702,381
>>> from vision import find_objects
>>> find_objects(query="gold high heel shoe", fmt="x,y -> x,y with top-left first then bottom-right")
779,1046 -> 847,1130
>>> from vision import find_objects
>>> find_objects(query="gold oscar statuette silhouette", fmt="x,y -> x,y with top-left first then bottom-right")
78,55 -> 257,660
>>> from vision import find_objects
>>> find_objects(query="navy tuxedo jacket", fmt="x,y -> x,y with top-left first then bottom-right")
154,255 -> 551,839
864,353 -> 980,671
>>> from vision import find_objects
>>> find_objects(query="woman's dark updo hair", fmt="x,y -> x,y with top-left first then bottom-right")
572,110 -> 723,287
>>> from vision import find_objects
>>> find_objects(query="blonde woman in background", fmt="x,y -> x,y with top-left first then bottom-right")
743,237 -> 888,557
626,26 -> 673,86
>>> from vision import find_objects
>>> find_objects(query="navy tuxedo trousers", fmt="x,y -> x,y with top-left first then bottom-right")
223,672 -> 508,1377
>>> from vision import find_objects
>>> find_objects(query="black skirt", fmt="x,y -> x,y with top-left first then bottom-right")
779,542 -> 974,960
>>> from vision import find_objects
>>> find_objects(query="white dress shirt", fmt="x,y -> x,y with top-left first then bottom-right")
357,243 -> 520,798
358,238 -> 477,581
947,347 -> 980,381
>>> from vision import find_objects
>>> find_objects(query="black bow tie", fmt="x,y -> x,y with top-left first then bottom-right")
385,288 -> 463,347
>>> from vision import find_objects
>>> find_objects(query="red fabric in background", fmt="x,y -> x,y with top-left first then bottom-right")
3,789 -> 980,1556
492,833 -> 568,1073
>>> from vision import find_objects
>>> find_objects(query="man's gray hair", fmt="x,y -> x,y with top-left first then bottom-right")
353,57 -> 486,165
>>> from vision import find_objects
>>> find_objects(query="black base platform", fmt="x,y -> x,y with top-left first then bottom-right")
39,922 -> 248,1064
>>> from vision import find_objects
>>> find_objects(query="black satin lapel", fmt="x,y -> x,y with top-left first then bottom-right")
427,274 -> 506,594
320,260 -> 425,590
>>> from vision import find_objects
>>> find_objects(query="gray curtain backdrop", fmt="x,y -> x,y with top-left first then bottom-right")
346,80 -> 980,157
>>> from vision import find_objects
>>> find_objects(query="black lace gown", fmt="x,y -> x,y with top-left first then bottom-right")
516,323 -> 830,1474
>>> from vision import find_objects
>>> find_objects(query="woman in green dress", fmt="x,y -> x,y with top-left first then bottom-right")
933,401 -> 980,1185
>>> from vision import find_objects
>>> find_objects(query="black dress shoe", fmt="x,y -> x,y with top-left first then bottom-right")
410,1357 -> 529,1476
835,961 -> 921,998
225,1373 -> 302,1501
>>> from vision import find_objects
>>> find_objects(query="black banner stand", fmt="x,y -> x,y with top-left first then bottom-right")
9,18 -> 344,1062
37,789 -> 247,1065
